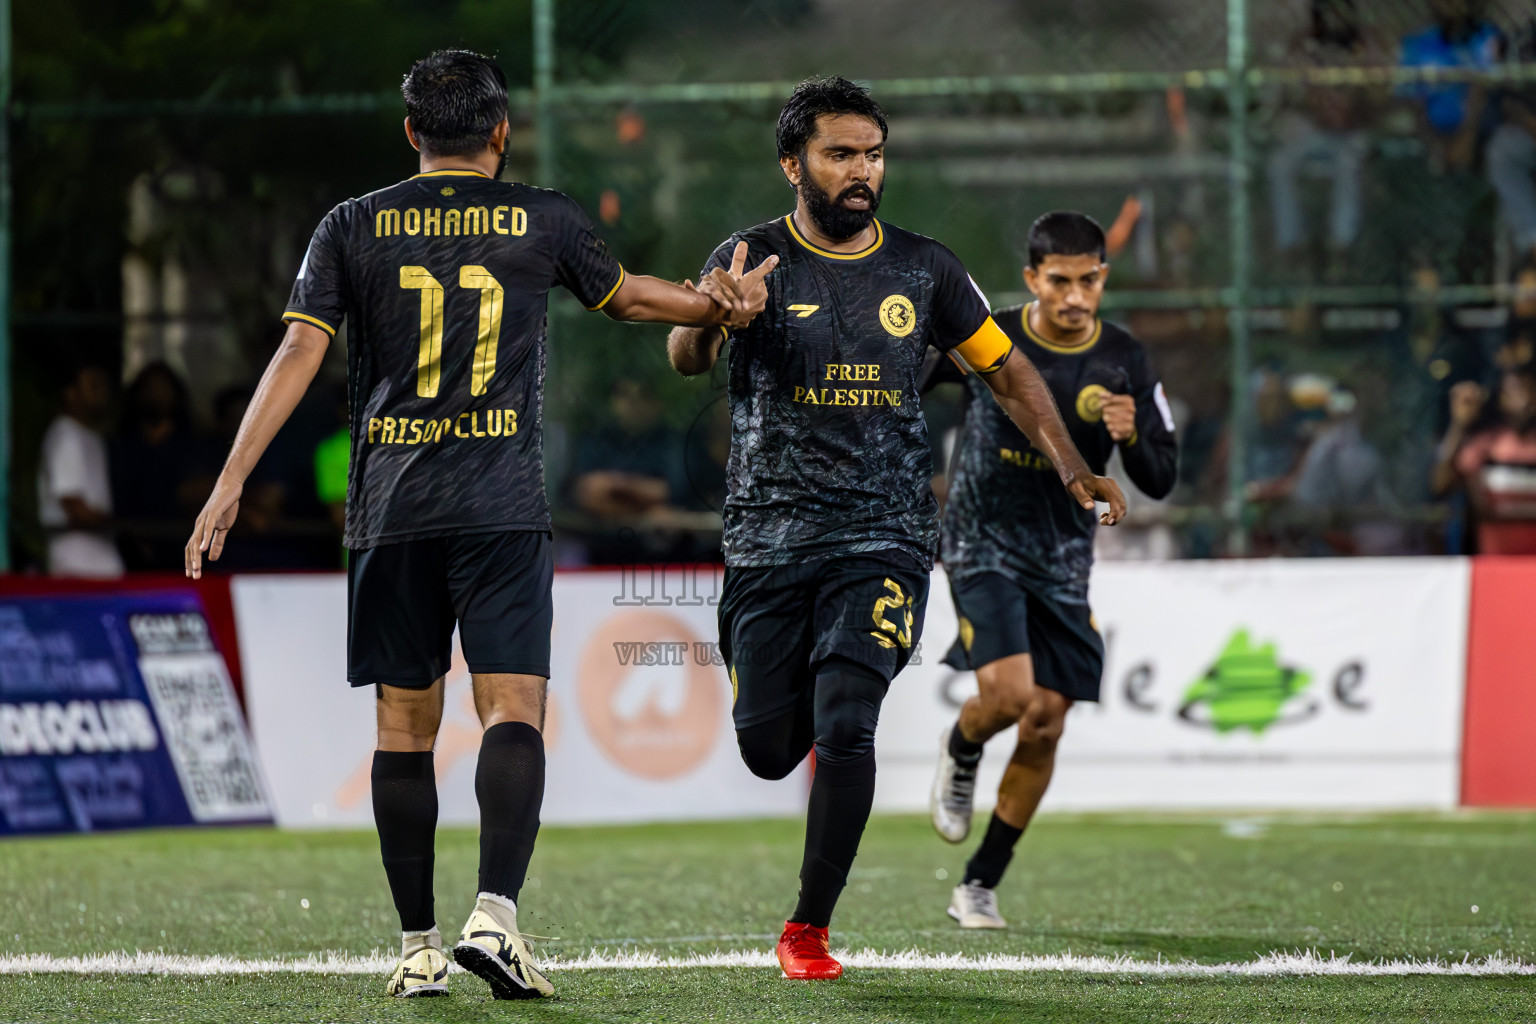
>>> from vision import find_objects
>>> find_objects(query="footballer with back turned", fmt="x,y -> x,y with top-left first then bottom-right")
668,78 -> 1126,980
185,50 -> 774,1000
927,212 -> 1177,929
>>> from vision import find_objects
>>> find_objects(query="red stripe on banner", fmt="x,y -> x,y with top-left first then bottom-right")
1462,558 -> 1536,807
0,573 -> 246,705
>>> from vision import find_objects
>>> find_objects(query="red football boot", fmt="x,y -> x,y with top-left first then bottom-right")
775,920 -> 843,980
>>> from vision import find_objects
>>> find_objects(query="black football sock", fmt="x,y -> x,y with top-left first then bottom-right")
948,719 -> 984,766
371,750 -> 438,932
964,813 -> 1025,889
791,750 -> 877,929
475,721 -> 546,905
790,662 -> 886,929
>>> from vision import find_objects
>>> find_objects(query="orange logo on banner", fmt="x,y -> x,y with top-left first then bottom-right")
577,610 -> 721,780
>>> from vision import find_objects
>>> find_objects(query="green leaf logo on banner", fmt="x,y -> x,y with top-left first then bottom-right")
1179,630 -> 1315,734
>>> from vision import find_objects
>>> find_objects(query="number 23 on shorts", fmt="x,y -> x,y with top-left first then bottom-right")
869,578 -> 914,650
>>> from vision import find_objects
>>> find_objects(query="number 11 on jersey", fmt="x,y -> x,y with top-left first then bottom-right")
400,265 -> 506,399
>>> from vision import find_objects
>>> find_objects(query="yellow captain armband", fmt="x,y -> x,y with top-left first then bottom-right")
953,317 -> 1013,375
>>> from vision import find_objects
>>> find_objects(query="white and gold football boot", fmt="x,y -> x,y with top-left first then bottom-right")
452,893 -> 554,999
385,938 -> 450,998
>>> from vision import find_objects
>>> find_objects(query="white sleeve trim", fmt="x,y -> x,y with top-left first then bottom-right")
1153,381 -> 1176,432
967,274 -> 990,307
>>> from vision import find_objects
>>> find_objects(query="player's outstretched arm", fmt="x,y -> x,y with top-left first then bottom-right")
605,242 -> 777,330
184,320 -> 330,578
666,242 -> 777,376
981,346 -> 1128,525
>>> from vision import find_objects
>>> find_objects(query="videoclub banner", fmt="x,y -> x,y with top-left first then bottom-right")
0,592 -> 271,835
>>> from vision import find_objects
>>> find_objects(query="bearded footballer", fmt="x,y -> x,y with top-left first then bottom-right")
668,78 -> 1125,981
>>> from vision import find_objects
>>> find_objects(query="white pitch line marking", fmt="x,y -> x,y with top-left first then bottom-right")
1,949 -> 1533,977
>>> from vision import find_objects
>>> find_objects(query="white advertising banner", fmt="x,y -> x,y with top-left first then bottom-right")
236,558 -> 1470,826
877,559 -> 1471,812
232,568 -> 804,828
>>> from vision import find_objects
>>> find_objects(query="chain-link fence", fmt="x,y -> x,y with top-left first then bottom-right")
10,0 -> 1536,571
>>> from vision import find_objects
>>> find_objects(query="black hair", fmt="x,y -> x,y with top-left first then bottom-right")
401,50 -> 509,157
1027,211 -> 1107,267
121,359 -> 191,431
775,76 -> 887,159
1310,0 -> 1362,50
212,384 -> 254,424
56,360 -> 109,398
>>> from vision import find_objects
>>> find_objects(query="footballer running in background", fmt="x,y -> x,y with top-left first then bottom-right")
926,211 -> 1177,929
668,79 -> 1125,981
185,50 -> 773,1000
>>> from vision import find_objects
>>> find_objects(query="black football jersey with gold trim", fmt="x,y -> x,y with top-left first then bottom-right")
285,171 -> 622,549
933,304 -> 1178,590
701,215 -> 991,569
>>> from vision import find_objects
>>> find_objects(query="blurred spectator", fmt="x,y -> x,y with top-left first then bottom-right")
211,385 -> 252,442
1497,260 -> 1536,371
1291,388 -> 1391,499
1486,20 -> 1536,264
1248,382 -> 1374,505
1433,365 -> 1536,553
1267,0 -> 1379,277
1247,367 -> 1309,484
188,384 -> 306,570
569,379 -> 689,523
567,378 -> 697,564
1249,381 -> 1403,555
1397,264 -> 1487,439
37,363 -> 124,578
112,361 -> 206,570
1397,0 -> 1505,171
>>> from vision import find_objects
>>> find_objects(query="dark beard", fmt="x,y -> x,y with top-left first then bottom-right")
798,174 -> 882,240
495,146 -> 509,180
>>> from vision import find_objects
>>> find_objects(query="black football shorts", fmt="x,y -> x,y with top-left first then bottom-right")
941,570 -> 1104,702
346,529 -> 554,688
717,550 -> 930,729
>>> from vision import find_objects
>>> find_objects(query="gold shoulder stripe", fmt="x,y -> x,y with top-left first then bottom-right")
954,317 -> 1013,374
283,311 -> 337,336
783,215 -> 884,260
1021,302 -> 1101,354
586,266 -> 627,311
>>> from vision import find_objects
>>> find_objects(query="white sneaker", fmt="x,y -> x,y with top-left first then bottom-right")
947,882 -> 1007,929
930,725 -> 978,843
385,945 -> 450,997
452,895 -> 554,999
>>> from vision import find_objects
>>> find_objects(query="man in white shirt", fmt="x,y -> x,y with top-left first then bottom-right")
38,364 -> 124,577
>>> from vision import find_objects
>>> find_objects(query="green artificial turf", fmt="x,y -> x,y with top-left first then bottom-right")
2,813 -> 1533,1022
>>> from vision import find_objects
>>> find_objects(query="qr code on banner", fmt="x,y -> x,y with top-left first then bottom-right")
138,652 -> 272,823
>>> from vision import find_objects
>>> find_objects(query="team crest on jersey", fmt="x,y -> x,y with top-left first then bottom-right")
1076,384 -> 1111,423
440,186 -> 456,197
878,295 -> 917,338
